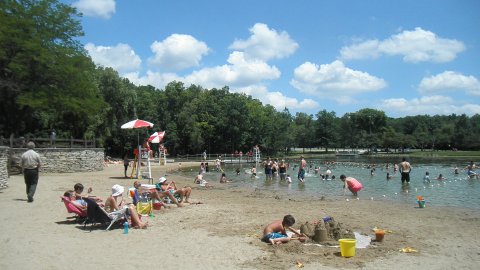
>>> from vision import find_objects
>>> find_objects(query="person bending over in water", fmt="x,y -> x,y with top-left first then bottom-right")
261,214 -> 306,245
340,174 -> 363,196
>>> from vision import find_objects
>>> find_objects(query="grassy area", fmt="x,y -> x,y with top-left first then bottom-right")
409,150 -> 480,158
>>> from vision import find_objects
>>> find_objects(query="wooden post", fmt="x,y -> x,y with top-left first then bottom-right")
10,134 -> 13,148
70,136 -> 73,148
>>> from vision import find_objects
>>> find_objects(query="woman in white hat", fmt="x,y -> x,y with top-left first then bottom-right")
105,184 -> 148,229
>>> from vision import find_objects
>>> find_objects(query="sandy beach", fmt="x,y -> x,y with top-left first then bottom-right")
0,162 -> 479,270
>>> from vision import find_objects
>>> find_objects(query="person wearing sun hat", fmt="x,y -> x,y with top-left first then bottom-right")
157,176 -> 192,203
104,184 -> 148,229
131,178 -> 183,207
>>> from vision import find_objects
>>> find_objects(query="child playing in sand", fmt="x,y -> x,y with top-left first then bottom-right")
262,215 -> 306,245
340,174 -> 363,196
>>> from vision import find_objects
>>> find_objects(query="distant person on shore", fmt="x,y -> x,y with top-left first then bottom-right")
340,174 -> 363,196
298,156 -> 307,182
123,152 -> 129,178
50,129 -> 56,147
21,141 -> 41,203
261,215 -> 306,245
399,157 -> 412,184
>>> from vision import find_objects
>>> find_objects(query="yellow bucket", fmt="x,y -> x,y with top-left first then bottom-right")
339,239 -> 356,257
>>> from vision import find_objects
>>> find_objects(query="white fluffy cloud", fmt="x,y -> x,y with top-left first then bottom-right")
229,23 -> 299,61
235,85 -> 319,111
112,23 -> 313,111
85,43 -> 141,73
379,95 -> 480,116
184,51 -> 280,88
419,71 -> 480,96
340,27 -> 465,63
72,0 -> 115,19
149,34 -> 210,71
123,71 -> 180,89
290,60 -> 386,102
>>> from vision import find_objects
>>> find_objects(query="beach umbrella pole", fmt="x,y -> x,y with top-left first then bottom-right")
136,145 -> 141,178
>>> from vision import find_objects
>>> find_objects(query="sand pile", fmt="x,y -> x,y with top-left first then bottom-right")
300,216 -> 355,245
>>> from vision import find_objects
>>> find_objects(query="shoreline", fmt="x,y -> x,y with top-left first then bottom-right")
0,162 -> 479,269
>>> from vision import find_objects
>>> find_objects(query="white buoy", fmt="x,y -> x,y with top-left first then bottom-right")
346,199 -> 349,202
370,197 -> 374,200
383,194 -> 386,197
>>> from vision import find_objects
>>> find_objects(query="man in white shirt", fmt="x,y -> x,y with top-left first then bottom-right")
21,141 -> 41,202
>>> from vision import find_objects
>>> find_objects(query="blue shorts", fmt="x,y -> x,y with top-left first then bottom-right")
261,232 -> 287,243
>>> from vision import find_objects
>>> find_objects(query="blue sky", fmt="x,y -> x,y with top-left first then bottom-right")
61,0 -> 480,118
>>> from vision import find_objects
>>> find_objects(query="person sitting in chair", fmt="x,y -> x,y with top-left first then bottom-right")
104,184 -> 148,229
156,177 -> 192,204
133,180 -> 183,207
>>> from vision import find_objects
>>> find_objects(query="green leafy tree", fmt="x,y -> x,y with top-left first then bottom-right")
0,0 -> 103,138
315,110 -> 337,152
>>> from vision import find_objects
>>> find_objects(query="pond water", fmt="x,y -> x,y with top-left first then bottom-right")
178,156 -> 480,210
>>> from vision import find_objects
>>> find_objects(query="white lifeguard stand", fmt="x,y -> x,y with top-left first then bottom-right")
158,149 -> 167,166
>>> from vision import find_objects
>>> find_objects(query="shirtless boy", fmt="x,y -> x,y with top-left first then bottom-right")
261,215 -> 306,245
399,158 -> 412,184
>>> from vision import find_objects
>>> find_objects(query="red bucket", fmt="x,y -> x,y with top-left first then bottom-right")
153,201 -> 162,210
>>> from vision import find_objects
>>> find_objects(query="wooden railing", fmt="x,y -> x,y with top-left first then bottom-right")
1,134 -> 96,148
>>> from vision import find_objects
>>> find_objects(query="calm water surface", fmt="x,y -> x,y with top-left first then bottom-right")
178,156 -> 480,209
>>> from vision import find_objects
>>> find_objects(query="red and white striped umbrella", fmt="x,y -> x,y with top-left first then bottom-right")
148,131 -> 165,143
121,119 -> 154,129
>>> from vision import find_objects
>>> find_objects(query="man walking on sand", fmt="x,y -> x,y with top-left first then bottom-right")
21,141 -> 41,202
399,157 -> 412,185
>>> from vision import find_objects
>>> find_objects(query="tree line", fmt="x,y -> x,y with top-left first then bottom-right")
1,0 -> 479,157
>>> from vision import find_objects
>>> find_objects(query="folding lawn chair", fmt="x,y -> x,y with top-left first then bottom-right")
83,198 -> 128,231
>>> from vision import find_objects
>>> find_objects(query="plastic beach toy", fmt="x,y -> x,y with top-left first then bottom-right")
400,247 -> 418,253
416,196 -> 426,208
339,239 -> 356,257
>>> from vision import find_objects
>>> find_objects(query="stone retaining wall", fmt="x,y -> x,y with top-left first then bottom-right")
0,148 -> 105,189
0,147 -> 8,190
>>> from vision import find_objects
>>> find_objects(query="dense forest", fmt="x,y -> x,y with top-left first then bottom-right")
1,0 -> 479,157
